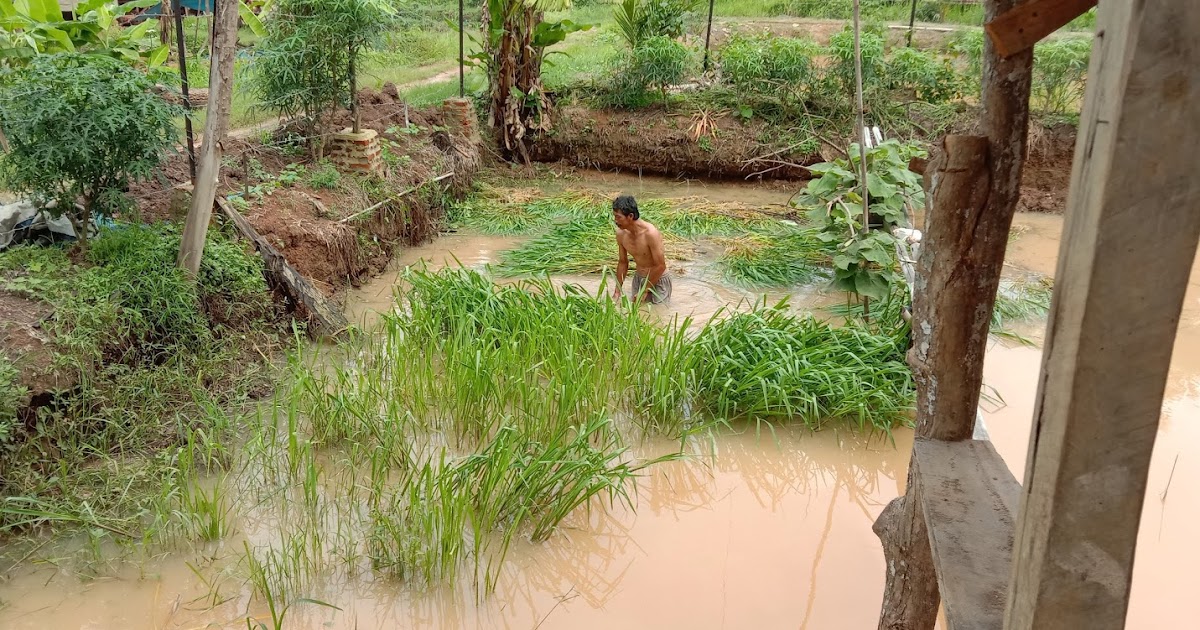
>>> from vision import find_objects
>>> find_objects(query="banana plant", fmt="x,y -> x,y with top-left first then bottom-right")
0,0 -> 168,67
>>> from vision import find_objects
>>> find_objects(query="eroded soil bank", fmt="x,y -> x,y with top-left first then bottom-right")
530,106 -> 1075,213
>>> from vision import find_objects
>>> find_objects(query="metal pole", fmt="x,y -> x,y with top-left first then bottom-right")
907,0 -> 918,47
458,0 -> 465,97
702,0 -> 715,72
173,0 -> 196,184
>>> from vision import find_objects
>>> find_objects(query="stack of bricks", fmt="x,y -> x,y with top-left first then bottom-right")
328,128 -> 385,177
442,97 -> 479,143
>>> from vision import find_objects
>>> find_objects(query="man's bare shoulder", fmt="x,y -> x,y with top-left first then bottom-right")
641,221 -> 664,242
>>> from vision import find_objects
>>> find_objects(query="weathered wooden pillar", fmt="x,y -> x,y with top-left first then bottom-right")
874,0 -> 1033,626
1005,2 -> 1200,628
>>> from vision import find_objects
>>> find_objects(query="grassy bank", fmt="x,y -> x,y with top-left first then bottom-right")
0,225 -> 284,550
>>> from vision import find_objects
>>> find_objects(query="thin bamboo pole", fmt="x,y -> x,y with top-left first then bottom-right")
703,0 -> 716,72
852,0 -> 870,320
173,0 -> 196,184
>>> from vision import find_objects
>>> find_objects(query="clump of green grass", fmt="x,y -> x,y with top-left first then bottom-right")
718,228 -> 828,287
690,302 -> 914,431
493,215 -> 621,276
991,275 -> 1054,344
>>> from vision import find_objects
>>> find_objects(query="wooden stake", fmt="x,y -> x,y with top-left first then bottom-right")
177,0 -> 239,275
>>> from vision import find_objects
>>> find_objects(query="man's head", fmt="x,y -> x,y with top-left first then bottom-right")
612,194 -> 639,229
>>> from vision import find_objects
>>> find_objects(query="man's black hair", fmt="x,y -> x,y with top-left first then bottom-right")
613,194 -> 639,220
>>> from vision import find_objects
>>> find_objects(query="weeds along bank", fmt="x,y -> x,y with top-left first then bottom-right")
132,89 -> 478,294
0,226 -> 284,540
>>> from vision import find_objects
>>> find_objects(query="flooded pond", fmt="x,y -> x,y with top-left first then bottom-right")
1,175 -> 1195,629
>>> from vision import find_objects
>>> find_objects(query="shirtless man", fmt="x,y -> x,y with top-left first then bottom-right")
611,194 -> 671,304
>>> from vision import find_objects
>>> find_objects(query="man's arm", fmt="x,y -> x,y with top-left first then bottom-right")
636,231 -> 668,302
613,233 -> 629,299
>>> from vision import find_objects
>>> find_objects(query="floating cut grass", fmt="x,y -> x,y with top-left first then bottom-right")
691,303 -> 914,431
992,276 -> 1053,330
718,229 -> 829,287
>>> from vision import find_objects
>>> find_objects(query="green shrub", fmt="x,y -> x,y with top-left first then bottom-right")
827,26 -> 887,99
306,160 -> 343,190
252,0 -> 394,153
915,1 -> 940,22
630,36 -> 692,104
0,54 -> 179,247
1032,37 -> 1091,114
719,34 -> 819,94
886,47 -> 960,102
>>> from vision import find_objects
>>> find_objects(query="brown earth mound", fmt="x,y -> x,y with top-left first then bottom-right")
530,105 -> 823,181
531,103 -> 1075,213
129,85 -> 477,295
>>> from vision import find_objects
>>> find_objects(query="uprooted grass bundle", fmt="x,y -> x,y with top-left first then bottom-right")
492,215 -> 692,277
691,303 -> 914,431
718,229 -> 829,287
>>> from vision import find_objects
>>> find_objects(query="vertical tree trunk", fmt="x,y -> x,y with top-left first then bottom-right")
177,0 -> 240,275
873,0 -> 1034,625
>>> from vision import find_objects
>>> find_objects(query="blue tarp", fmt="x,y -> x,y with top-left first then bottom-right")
142,0 -> 214,16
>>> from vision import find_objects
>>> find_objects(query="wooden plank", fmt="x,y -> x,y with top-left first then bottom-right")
985,0 -> 1097,58
915,439 -> 1020,630
1005,2 -> 1200,629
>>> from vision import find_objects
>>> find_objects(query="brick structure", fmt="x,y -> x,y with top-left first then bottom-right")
442,97 -> 479,143
328,128 -> 385,177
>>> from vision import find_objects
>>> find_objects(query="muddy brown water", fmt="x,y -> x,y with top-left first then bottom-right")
1,177 -> 1195,629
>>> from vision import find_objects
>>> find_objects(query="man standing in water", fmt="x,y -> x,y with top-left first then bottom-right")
611,194 -> 672,304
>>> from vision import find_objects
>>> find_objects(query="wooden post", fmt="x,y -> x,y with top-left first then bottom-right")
177,0 -> 239,275
1005,3 -> 1200,628
874,0 -> 1033,626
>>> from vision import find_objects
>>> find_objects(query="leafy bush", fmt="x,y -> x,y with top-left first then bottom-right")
886,47 -> 960,102
828,26 -> 887,94
306,160 -> 342,190
0,54 -> 179,247
629,35 -> 692,104
1032,37 -> 1091,114
797,140 -> 926,300
915,1 -> 941,22
252,0 -> 394,154
719,34 -> 819,95
614,0 -> 699,48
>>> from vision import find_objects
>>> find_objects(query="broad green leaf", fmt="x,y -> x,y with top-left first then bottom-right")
238,0 -> 266,38
146,43 -> 168,67
124,18 -> 154,42
41,25 -> 73,51
854,273 -> 890,301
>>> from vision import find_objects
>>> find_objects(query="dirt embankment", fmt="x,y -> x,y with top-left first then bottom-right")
132,85 -> 478,295
531,106 -> 824,181
531,104 -> 1075,213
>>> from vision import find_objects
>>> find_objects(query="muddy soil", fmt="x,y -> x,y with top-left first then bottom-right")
129,85 -> 475,295
0,290 -> 74,412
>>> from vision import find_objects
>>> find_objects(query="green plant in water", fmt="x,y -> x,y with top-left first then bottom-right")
690,301 -> 913,431
797,139 -> 926,301
718,229 -> 827,287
